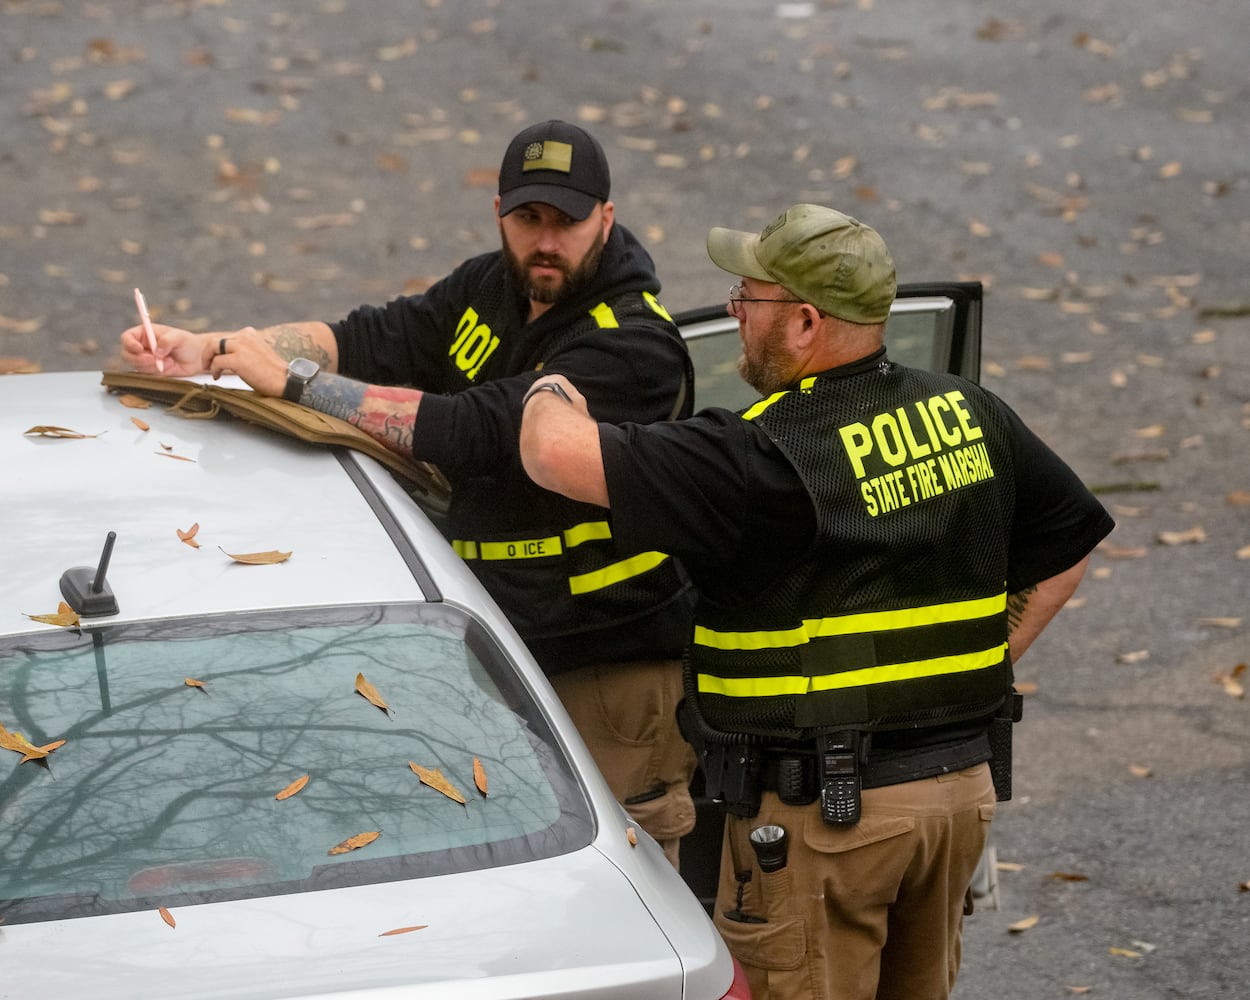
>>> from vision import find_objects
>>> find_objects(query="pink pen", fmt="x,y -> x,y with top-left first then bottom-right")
133,287 -> 164,373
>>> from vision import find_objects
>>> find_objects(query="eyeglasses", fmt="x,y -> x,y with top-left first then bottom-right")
728,283 -> 802,317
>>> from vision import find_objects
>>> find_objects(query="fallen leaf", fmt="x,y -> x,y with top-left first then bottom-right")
159,907 -> 176,928
116,394 -> 151,409
130,417 -> 150,431
409,762 -> 466,804
184,677 -> 206,690
1008,915 -> 1040,933
379,924 -> 428,937
626,826 -> 637,846
355,673 -> 390,714
24,601 -> 80,627
177,523 -> 201,549
156,451 -> 196,463
276,774 -> 310,800
1109,946 -> 1142,958
23,425 -> 99,439
1116,650 -> 1150,664
996,861 -> 1025,872
1129,764 -> 1153,778
220,548 -> 291,564
1048,872 -> 1089,882
1156,526 -> 1205,545
473,757 -> 488,796
1198,617 -> 1241,628
1239,880 -> 1250,893
0,724 -> 66,764
328,830 -> 380,856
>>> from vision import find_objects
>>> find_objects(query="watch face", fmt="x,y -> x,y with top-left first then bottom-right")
289,357 -> 319,380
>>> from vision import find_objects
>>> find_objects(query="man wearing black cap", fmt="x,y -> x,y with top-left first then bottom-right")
119,120 -> 699,867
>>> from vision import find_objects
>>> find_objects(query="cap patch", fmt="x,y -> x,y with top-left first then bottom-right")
522,140 -> 573,174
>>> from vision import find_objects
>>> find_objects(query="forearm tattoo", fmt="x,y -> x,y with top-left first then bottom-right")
1006,585 -> 1037,635
302,373 -> 419,457
270,325 -> 331,367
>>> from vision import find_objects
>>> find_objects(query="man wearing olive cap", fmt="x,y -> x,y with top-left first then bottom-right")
519,204 -> 1114,999
121,121 -> 700,868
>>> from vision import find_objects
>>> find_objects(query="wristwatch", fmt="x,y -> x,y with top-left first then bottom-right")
283,357 -> 320,403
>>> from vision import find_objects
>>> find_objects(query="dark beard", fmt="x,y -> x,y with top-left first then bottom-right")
502,229 -> 606,306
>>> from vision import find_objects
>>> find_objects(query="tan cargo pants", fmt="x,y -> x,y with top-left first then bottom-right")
713,763 -> 997,1000
550,658 -> 697,869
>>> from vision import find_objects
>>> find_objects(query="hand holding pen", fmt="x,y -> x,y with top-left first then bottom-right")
133,287 -> 164,373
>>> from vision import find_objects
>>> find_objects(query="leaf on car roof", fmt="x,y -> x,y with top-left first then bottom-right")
473,757 -> 488,797
156,451 -> 196,463
0,723 -> 66,764
354,672 -> 390,714
328,830 -> 380,856
220,548 -> 291,565
22,425 -> 100,439
177,522 -> 201,548
116,393 -> 151,409
409,762 -> 466,805
184,677 -> 206,691
379,924 -> 428,937
159,907 -> 176,928
275,774 -> 310,800
24,601 -> 80,627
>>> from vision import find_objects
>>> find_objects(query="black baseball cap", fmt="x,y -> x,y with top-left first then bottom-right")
497,120 -> 610,221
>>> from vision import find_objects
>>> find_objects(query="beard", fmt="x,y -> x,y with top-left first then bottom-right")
737,311 -> 797,396
502,228 -> 606,305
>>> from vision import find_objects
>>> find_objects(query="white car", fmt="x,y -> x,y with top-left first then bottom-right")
0,370 -> 751,999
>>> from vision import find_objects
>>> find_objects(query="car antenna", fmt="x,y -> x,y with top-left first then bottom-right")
60,530 -> 120,617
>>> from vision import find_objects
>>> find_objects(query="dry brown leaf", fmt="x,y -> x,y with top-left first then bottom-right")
1156,526 -> 1205,546
1226,491 -> 1250,506
117,394 -> 151,409
409,762 -> 467,805
1099,543 -> 1148,559
130,416 -> 150,432
1116,650 -> 1150,664
355,673 -> 390,714
1237,544 -> 1250,561
1216,670 -> 1245,699
1197,617 -> 1241,628
1129,764 -> 1153,778
276,774 -> 310,800
1014,681 -> 1040,695
473,757 -> 488,796
1109,946 -> 1142,959
178,523 -> 201,549
25,601 -> 80,628
379,924 -> 428,937
0,356 -> 41,374
1008,915 -> 1040,933
156,451 -> 196,463
995,861 -> 1025,872
23,425 -> 98,439
1048,871 -> 1089,882
328,830 -> 380,856
0,724 -> 66,764
1015,355 -> 1053,371
626,826 -> 637,846
184,677 -> 205,690
1239,880 -> 1250,893
220,548 -> 291,564
159,906 -> 176,928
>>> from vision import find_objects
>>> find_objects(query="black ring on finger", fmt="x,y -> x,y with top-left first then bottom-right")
219,337 -> 228,355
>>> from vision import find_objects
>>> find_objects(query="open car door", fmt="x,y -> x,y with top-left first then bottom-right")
673,281 -> 986,913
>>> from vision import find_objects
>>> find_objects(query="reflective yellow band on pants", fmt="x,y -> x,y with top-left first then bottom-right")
697,642 -> 1010,698
692,593 -> 1008,651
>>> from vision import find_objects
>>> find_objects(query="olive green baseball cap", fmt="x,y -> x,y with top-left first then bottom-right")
706,204 -> 897,324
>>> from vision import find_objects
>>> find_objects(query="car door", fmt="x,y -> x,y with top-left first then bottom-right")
673,281 -> 985,913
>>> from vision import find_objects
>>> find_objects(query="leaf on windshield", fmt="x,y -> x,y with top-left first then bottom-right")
473,757 -> 488,797
24,601 -> 80,627
131,417 -> 150,431
220,548 -> 291,565
409,762 -> 466,805
328,830 -> 380,856
177,523 -> 201,548
22,425 -> 100,439
354,672 -> 390,714
159,907 -> 176,928
379,924 -> 428,937
276,774 -> 310,800
184,677 -> 206,690
0,724 -> 66,764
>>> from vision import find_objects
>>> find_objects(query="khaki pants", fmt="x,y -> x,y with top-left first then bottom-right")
713,763 -> 997,1000
550,658 -> 697,870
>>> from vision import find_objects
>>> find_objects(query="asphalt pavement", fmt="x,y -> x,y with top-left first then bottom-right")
2,2 -> 1247,998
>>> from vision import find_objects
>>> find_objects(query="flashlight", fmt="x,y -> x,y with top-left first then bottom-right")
749,824 -> 788,873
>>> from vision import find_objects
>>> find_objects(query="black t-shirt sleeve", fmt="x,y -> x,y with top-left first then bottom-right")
999,397 -> 1115,591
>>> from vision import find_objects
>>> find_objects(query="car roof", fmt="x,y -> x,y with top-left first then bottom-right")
1,371 -> 447,634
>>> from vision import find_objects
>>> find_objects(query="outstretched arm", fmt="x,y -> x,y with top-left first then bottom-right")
121,320 -> 339,381
1006,555 -> 1091,662
518,375 -> 610,507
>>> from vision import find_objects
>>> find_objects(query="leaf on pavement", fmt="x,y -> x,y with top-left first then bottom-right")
1116,650 -> 1150,664
409,762 -> 466,805
220,548 -> 291,565
1109,946 -> 1142,959
178,523 -> 201,548
355,673 -> 390,714
23,425 -> 99,439
1008,915 -> 1040,933
379,924 -> 428,937
24,601 -> 80,627
1156,526 -> 1205,545
473,757 -> 488,797
1129,764 -> 1153,778
328,830 -> 380,856
1047,872 -> 1089,883
275,774 -> 310,800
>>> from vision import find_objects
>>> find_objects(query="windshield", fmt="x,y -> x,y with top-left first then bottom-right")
0,604 -> 592,925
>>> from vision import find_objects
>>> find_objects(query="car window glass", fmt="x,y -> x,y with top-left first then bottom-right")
0,604 -> 591,924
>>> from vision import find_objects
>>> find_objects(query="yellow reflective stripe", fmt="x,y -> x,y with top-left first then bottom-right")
697,642 -> 1009,698
563,520 -> 612,547
742,390 -> 790,421
568,551 -> 669,595
589,302 -> 619,328
642,291 -> 673,322
694,593 -> 1007,651
452,539 -> 478,559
